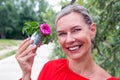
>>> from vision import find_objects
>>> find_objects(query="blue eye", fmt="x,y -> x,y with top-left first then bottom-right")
58,33 -> 66,36
73,29 -> 81,32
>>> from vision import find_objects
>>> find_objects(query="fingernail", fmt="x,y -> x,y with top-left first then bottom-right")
27,37 -> 30,40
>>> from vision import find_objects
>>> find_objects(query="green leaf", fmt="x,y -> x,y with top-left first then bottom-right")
22,21 -> 39,36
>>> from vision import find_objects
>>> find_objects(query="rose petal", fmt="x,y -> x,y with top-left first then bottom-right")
40,23 -> 51,36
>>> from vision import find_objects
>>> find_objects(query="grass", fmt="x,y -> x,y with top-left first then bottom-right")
0,39 -> 22,50
0,39 -> 22,60
0,50 -> 17,60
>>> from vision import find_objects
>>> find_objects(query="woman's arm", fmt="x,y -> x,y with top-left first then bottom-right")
15,38 -> 39,80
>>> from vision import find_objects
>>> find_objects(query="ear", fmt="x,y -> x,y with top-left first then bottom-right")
90,23 -> 96,41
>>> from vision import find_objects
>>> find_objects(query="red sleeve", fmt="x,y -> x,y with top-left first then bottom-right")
37,59 -> 89,80
108,77 -> 120,80
19,61 -> 54,80
37,63 -> 48,80
19,78 -> 32,80
37,60 -> 56,80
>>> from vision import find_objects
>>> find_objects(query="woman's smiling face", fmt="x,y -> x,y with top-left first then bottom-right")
56,12 -> 96,60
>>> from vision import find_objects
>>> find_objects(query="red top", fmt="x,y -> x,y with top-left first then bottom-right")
37,58 -> 119,80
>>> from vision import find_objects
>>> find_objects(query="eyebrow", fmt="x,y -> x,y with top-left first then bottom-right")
57,25 -> 82,33
57,28 -> 65,33
71,25 -> 82,30
57,31 -> 63,34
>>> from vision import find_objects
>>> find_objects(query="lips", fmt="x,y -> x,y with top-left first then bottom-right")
67,44 -> 83,51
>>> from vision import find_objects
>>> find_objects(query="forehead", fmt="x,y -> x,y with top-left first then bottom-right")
56,12 -> 86,29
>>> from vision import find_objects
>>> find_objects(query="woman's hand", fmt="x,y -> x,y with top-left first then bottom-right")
15,38 -> 40,80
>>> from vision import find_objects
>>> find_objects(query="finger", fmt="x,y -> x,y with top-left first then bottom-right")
15,43 -> 36,59
23,52 -> 36,62
19,45 -> 37,57
22,52 -> 36,66
37,40 -> 43,47
18,40 -> 33,54
17,52 -> 36,70
16,51 -> 36,64
18,38 -> 30,50
32,46 -> 38,53
16,38 -> 30,58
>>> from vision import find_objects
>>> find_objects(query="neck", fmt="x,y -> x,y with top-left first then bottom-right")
68,53 -> 96,76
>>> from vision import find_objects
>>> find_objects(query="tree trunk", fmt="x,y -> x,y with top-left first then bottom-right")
0,31 -> 6,39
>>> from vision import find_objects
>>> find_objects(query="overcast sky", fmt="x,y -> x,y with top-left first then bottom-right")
35,0 -> 71,12
47,0 -> 62,12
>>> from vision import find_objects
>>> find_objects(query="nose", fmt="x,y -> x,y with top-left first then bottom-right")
65,33 -> 75,44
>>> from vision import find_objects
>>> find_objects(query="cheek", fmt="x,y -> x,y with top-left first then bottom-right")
58,37 -> 65,47
76,31 -> 91,43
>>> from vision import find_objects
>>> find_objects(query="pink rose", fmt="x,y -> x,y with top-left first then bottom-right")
40,23 -> 51,36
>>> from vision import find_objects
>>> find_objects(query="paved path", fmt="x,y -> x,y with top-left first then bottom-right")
0,43 -> 54,80
0,46 -> 18,56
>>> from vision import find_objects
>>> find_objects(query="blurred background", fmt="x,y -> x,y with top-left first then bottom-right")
0,0 -> 120,79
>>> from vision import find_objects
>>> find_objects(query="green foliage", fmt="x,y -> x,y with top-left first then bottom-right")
22,0 -> 56,44
22,21 -> 52,44
0,0 -> 56,39
0,0 -> 17,38
0,0 -> 119,77
49,41 -> 66,59
85,0 -> 120,77
22,22 -> 40,36
50,0 -> 120,77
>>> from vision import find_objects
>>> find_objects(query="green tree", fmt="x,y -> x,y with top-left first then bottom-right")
0,0 -> 56,39
0,0 -> 17,38
50,0 -> 120,77
84,0 -> 120,77
15,0 -> 38,39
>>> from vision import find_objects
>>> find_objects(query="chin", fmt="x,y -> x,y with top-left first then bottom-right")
67,51 -> 88,61
67,54 -> 82,60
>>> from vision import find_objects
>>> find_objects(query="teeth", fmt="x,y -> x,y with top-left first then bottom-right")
68,46 -> 79,51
